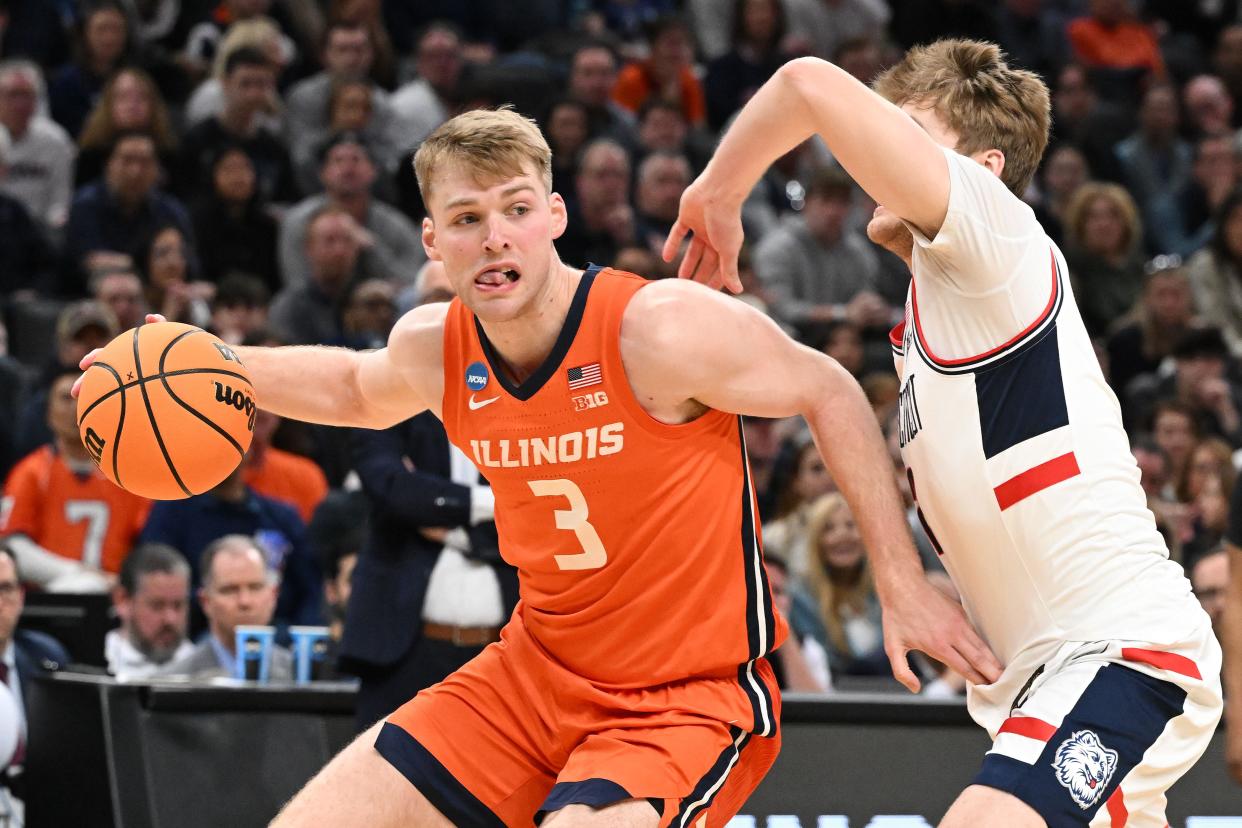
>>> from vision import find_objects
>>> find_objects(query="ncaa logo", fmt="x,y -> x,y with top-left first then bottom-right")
465,361 -> 489,392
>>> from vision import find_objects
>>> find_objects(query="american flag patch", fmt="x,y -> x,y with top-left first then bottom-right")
567,363 -> 603,390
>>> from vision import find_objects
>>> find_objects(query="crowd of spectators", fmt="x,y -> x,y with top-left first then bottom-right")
0,0 -> 1239,753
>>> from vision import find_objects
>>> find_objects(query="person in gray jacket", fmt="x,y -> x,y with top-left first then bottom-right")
754,165 -> 889,331
160,535 -> 292,681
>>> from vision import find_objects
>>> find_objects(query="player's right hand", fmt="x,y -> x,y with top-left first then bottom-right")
72,313 -> 170,398
662,179 -> 745,294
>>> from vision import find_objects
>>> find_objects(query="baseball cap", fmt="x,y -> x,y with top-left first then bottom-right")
56,300 -> 120,343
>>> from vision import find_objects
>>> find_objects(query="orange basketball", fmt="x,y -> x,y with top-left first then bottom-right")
76,322 -> 258,500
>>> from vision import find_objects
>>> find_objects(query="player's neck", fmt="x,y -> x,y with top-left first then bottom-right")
477,263 -> 582,386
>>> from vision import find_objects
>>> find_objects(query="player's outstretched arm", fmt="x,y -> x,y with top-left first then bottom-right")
664,56 -> 948,292
1223,541 -> 1242,784
75,307 -> 446,430
624,281 -> 1001,691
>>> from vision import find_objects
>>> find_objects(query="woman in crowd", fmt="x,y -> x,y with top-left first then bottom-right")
797,493 -> 888,679
704,0 -> 790,132
1175,436 -> 1236,565
139,223 -> 211,328
75,67 -> 176,186
191,145 -> 281,294
1187,189 -> 1242,356
49,1 -> 133,139
1106,262 -> 1198,395
761,438 -> 837,579
1063,181 -> 1147,336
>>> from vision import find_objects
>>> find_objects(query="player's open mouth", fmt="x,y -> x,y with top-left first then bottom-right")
475,265 -> 521,291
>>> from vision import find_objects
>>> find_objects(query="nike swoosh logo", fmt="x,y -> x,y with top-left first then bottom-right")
468,394 -> 500,410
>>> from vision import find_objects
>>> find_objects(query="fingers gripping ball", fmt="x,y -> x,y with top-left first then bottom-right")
76,322 -> 258,500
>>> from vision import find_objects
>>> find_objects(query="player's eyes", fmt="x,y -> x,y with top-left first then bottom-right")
454,214 -> 477,225
510,204 -> 529,216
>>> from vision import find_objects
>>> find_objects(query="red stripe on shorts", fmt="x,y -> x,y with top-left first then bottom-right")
1121,648 -> 1202,680
993,453 -> 1081,511
997,716 -> 1057,742
1106,787 -> 1127,827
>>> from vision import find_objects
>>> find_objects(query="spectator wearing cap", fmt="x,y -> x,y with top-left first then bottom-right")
285,21 -> 398,177
278,133 -> 423,288
1127,327 -> 1242,446
14,301 -> 118,460
753,165 -> 886,332
63,131 -> 194,297
0,124 -> 54,298
174,46 -> 296,206
0,60 -> 75,237
105,543 -> 194,679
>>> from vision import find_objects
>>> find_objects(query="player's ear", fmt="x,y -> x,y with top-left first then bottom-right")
422,216 -> 442,262
975,148 -> 1006,180
549,191 -> 568,241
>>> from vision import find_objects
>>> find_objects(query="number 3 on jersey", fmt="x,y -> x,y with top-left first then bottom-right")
528,479 -> 608,571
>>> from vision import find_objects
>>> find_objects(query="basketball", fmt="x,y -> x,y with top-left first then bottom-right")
75,322 -> 258,501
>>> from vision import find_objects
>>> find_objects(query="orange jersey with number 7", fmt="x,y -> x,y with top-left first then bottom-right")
441,265 -> 786,697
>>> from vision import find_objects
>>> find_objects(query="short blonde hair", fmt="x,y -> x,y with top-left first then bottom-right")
872,39 -> 1050,195
414,108 -> 553,207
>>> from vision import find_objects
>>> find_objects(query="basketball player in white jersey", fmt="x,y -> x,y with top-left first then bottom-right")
667,40 -> 1223,827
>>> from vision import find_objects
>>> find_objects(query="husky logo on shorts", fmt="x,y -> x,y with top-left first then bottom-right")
1052,730 -> 1118,809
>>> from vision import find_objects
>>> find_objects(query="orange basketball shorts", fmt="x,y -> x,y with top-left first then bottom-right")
376,621 -> 781,826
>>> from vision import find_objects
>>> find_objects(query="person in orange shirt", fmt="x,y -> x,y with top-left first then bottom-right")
85,109 -> 996,828
2,371 -> 150,590
242,409 -> 328,523
613,15 -> 707,128
1067,0 -> 1165,79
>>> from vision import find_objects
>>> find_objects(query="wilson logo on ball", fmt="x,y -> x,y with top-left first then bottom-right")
83,427 -> 106,465
214,382 -> 257,430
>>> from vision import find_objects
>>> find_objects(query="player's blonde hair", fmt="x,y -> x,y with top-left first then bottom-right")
872,39 -> 1050,196
414,107 -> 553,207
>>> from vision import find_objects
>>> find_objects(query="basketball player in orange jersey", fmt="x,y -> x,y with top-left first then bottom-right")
81,109 -> 1000,827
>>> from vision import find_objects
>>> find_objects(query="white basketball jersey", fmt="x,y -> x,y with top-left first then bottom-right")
892,149 -> 1207,726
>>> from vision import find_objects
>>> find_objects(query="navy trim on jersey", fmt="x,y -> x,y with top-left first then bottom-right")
537,779 -> 661,823
374,722 -> 507,827
673,727 -> 750,827
973,664 -> 1187,826
974,327 -> 1069,459
474,264 -> 600,401
738,418 -> 776,737
909,250 -> 1065,377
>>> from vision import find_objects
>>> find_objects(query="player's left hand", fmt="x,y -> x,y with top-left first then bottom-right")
662,179 -> 744,294
880,578 -> 1002,693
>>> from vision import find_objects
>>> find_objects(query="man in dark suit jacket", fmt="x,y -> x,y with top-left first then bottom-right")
0,542 -> 68,775
339,412 -> 519,730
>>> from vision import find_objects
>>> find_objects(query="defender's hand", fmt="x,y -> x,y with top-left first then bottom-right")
663,180 -> 744,294
881,578 -> 1002,693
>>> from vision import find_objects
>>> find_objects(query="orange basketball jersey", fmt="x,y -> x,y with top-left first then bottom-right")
1,446 -> 151,573
442,266 -> 786,727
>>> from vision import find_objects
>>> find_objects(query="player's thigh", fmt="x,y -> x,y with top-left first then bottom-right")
270,722 -> 452,828
543,800 -> 661,828
940,785 -> 1045,828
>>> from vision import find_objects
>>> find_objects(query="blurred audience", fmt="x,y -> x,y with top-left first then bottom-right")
105,543 -> 193,679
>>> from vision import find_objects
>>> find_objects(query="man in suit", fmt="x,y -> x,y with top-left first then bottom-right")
0,540 -> 68,772
161,535 -> 292,681
338,262 -> 519,730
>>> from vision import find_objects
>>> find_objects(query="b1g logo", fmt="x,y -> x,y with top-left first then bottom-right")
214,382 -> 258,430
572,391 -> 608,411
